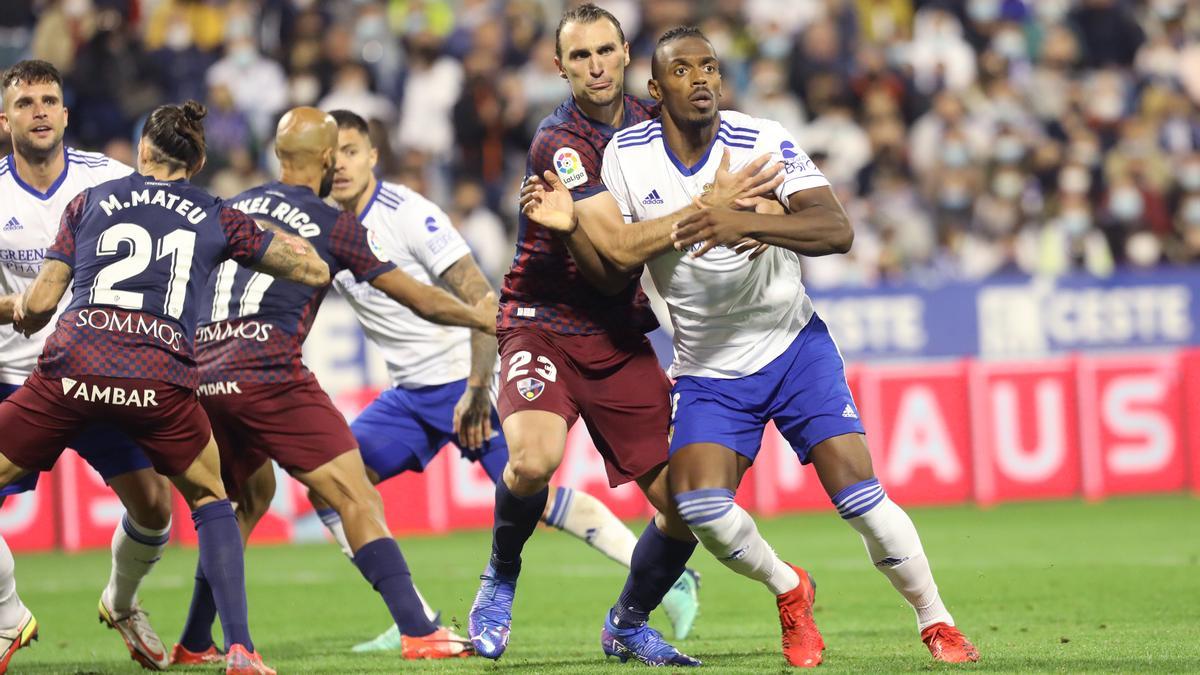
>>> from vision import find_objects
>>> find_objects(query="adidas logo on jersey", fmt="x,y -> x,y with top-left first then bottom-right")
642,189 -> 664,205
2,217 -> 21,232
842,403 -> 858,419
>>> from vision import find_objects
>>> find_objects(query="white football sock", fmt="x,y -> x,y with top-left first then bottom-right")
103,514 -> 170,614
543,487 -> 637,567
833,478 -> 953,631
317,508 -> 438,623
0,534 -> 25,628
677,488 -> 799,595
317,508 -> 354,559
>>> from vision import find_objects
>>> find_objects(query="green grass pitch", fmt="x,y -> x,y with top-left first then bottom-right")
10,495 -> 1199,673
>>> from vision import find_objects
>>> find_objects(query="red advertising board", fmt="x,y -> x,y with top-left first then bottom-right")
857,362 -> 973,505
1077,353 -> 1186,498
969,359 -> 1082,505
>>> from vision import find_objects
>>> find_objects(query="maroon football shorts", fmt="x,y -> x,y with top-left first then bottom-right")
496,327 -> 671,486
0,371 -> 211,477
199,375 -> 357,497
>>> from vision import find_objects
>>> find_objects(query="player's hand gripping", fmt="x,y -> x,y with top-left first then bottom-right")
521,170 -> 577,234
700,148 -> 784,210
453,383 -> 494,451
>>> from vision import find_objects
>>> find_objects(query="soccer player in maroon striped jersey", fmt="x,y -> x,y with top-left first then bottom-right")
468,4 -> 782,665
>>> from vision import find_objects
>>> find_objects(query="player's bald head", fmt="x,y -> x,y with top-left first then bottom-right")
274,106 -> 338,165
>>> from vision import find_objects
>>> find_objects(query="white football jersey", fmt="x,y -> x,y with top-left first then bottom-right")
333,181 -> 474,388
0,148 -> 133,384
602,110 -> 829,379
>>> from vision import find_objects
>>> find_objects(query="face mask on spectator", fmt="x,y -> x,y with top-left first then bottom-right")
1179,164 -> 1200,191
1153,0 -> 1184,20
967,0 -> 1001,23
165,22 -> 193,51
1069,142 -> 1100,167
357,16 -> 389,42
941,142 -> 970,168
1059,167 -> 1091,194
231,45 -> 256,67
993,171 -> 1024,200
289,75 -> 320,105
1060,210 -> 1091,236
761,35 -> 790,60
1109,187 -> 1144,221
1088,94 -> 1124,122
993,30 -> 1026,60
939,184 -> 972,210
993,136 -> 1024,164
1182,197 -> 1200,226
1126,232 -> 1162,267
1035,0 -> 1070,22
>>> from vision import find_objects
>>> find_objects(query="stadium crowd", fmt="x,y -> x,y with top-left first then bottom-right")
1,0 -> 1198,287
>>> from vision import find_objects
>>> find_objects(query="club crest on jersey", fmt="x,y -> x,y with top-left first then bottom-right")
553,147 -> 588,189
516,377 -> 545,401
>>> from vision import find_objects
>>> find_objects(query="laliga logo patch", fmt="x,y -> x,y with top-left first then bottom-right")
424,216 -> 439,232
516,377 -> 545,401
367,228 -> 390,262
553,147 -> 588,189
780,140 -> 812,174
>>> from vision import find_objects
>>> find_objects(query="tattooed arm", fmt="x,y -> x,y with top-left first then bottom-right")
441,254 -> 499,450
14,260 -> 73,336
251,226 -> 331,287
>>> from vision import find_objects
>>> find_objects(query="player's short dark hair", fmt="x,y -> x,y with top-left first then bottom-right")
555,3 -> 625,58
1,59 -> 62,92
329,109 -> 371,142
651,26 -> 712,80
141,100 -> 207,174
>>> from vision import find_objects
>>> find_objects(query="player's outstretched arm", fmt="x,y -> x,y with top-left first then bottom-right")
15,260 -> 73,336
441,255 -> 498,449
671,185 -> 853,258
253,230 -> 332,287
370,267 -> 497,335
526,149 -> 783,274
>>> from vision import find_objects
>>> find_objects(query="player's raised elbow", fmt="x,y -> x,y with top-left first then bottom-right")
831,220 -> 854,255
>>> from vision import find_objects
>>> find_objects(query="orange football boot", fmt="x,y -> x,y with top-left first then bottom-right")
169,642 -> 225,666
402,627 -> 474,659
224,644 -> 275,675
776,564 -> 825,667
921,622 -> 980,663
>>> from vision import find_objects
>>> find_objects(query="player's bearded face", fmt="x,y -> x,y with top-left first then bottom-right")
2,82 -> 67,160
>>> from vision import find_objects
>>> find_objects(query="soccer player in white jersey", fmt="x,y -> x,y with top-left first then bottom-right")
521,28 -> 980,667
0,60 -> 173,671
301,109 -> 700,651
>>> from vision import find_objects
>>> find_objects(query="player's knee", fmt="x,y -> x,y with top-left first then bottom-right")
506,452 -> 557,487
674,487 -> 737,532
116,472 -> 173,530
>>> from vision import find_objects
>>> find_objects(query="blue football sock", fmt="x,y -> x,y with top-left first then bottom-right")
192,499 -> 252,652
489,480 -> 547,577
178,560 -> 217,653
353,537 -> 437,637
612,520 -> 696,627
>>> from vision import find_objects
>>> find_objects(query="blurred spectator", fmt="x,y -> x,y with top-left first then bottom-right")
451,179 -> 509,285
4,0 -> 1199,287
318,62 -> 396,125
207,35 -> 288,140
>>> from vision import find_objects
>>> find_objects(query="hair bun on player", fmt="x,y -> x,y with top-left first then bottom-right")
181,100 -> 208,124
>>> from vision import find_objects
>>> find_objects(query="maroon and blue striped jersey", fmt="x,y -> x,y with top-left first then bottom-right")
498,95 -> 659,337
196,181 -> 394,384
38,173 -> 273,388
